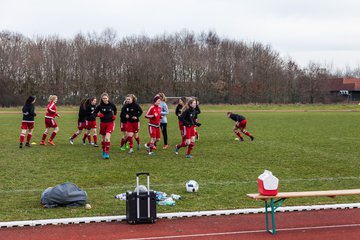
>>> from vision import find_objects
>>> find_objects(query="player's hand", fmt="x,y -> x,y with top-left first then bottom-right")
97,113 -> 104,118
56,114 -> 61,118
132,116 -> 137,120
126,114 -> 129,119
196,123 -> 201,127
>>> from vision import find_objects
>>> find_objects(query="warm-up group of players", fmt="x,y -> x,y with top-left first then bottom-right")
19,93 -> 254,159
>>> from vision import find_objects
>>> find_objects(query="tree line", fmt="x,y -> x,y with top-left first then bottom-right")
0,29 -> 356,106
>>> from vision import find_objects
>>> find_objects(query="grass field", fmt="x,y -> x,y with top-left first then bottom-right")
1,105 -> 360,222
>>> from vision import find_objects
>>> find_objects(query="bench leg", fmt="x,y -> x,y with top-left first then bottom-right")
265,199 -> 276,234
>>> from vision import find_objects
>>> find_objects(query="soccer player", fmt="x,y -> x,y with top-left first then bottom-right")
120,94 -> 143,153
175,98 -> 201,158
84,97 -> 98,147
193,97 -> 201,141
119,97 -> 129,151
158,92 -> 169,149
69,99 -> 88,145
94,93 -> 117,159
175,97 -> 187,142
19,96 -> 36,148
40,95 -> 60,145
227,112 -> 254,142
144,95 -> 162,156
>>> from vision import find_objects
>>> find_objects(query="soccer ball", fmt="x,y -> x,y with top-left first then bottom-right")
185,180 -> 199,193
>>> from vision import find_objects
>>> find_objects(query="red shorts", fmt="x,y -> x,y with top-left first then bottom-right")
148,125 -> 161,139
78,121 -> 86,130
120,122 -> 126,132
21,121 -> 35,130
86,120 -> 97,129
100,122 -> 115,135
45,118 -> 58,128
183,125 -> 196,139
235,119 -> 247,129
126,122 -> 140,133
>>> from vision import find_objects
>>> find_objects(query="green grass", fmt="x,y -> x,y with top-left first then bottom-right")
0,105 -> 360,221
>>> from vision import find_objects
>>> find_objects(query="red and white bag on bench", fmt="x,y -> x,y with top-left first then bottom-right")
258,170 -> 279,196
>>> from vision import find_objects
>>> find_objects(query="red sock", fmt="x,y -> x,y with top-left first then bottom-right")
87,134 -> 91,143
127,136 -> 133,149
42,133 -> 47,141
101,141 -> 105,151
187,142 -> 195,155
82,134 -> 87,141
242,130 -> 251,137
135,136 -> 140,144
27,133 -> 32,143
49,132 -> 57,141
105,141 -> 110,153
236,132 -> 243,138
148,142 -> 154,152
71,132 -> 78,139
20,134 -> 25,143
177,141 -> 187,149
120,138 -> 126,147
93,134 -> 98,144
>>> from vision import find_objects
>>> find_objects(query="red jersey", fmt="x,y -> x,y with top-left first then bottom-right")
45,101 -> 58,119
145,104 -> 161,127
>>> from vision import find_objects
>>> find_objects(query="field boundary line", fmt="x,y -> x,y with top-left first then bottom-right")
1,203 -> 359,228
1,176 -> 360,194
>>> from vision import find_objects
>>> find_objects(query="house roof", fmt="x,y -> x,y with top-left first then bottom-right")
325,78 -> 360,91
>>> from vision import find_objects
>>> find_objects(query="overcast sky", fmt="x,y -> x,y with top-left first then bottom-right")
1,0 -> 360,70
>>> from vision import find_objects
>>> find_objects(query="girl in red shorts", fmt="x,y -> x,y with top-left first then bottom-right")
144,95 -> 162,156
175,98 -> 201,158
84,97 -> 98,147
227,112 -> 254,142
94,93 -> 117,159
40,95 -> 60,145
19,96 -> 36,148
69,98 -> 88,145
120,94 -> 143,154
175,97 -> 187,143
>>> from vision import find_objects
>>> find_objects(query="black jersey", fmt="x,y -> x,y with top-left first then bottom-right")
78,105 -> 87,122
86,104 -> 97,121
22,104 -> 36,122
120,102 -> 143,123
175,104 -> 182,120
94,102 -> 117,123
229,113 -> 246,122
180,107 -> 197,127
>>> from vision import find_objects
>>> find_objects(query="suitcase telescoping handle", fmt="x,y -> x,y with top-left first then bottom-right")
136,172 -> 151,219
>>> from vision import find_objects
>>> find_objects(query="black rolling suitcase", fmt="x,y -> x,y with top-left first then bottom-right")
126,172 -> 156,224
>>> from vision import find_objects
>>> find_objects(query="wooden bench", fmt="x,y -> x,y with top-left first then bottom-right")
247,189 -> 360,234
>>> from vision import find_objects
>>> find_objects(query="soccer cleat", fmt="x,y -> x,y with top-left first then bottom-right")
104,153 -> 110,159
120,146 -> 126,151
69,138 -> 74,145
250,136 -> 254,141
162,145 -> 169,149
93,143 -> 99,147
102,151 -> 106,158
82,139 -> 86,145
125,142 -> 130,149
25,142 -> 31,147
137,143 -> 140,150
186,154 -> 193,158
239,137 -> 244,142
19,143 -> 23,148
48,140 -> 55,146
128,148 -> 134,154
40,140 -> 45,145
148,151 -> 155,156
174,145 -> 179,155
